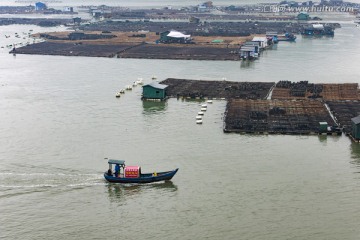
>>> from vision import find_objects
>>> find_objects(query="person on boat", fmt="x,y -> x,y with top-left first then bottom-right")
107,168 -> 112,176
114,164 -> 120,177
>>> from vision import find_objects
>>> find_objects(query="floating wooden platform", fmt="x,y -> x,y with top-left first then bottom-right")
224,99 -> 336,134
272,81 -> 359,101
326,100 -> 360,134
160,78 -> 275,100
160,79 -> 359,136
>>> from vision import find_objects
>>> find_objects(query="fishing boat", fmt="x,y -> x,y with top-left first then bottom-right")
277,33 -> 296,42
104,159 -> 178,183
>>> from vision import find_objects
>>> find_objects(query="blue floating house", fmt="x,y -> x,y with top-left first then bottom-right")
142,82 -> 168,100
35,2 -> 47,11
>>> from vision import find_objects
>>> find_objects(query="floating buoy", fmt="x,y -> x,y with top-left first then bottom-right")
196,116 -> 202,120
196,120 -> 203,124
201,107 -> 207,111
207,100 -> 213,104
115,92 -> 121,98
198,111 -> 204,115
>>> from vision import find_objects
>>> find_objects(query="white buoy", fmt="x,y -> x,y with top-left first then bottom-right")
201,107 -> 207,111
115,92 -> 121,98
207,100 -> 213,104
196,116 -> 202,120
198,111 -> 204,115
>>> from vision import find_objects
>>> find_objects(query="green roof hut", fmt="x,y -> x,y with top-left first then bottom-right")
142,82 -> 168,100
297,12 -> 310,20
351,115 -> 360,140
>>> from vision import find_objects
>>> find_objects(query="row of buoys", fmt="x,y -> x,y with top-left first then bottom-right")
196,103 -> 207,124
196,100 -> 213,124
2,30 -> 42,50
115,77 -> 144,98
1,39 -> 42,49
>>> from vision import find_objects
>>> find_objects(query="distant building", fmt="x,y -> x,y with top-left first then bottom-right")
329,0 -> 343,5
35,2 -> 47,11
297,12 -> 310,20
351,115 -> 360,140
197,4 -> 208,12
73,17 -> 81,25
142,82 -> 168,100
63,7 -> 73,12
203,1 -> 213,8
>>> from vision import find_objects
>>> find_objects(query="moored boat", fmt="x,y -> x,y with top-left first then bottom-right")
104,159 -> 178,184
277,33 -> 296,42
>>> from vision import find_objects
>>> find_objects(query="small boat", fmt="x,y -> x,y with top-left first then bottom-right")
104,159 -> 178,184
196,116 -> 202,120
207,100 -> 213,104
196,120 -> 203,124
198,111 -> 204,115
201,104 -> 207,108
201,107 -> 207,111
115,92 -> 121,98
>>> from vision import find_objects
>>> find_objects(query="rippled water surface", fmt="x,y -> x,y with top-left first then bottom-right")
1,20 -> 360,240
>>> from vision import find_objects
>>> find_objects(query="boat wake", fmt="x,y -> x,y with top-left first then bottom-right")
0,171 -> 105,198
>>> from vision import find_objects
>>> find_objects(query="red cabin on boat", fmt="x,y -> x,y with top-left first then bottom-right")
124,166 -> 141,178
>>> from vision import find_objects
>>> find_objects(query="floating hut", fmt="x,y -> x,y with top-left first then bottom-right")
302,24 -> 334,36
351,115 -> 360,141
251,37 -> 269,50
159,30 -> 192,44
239,45 -> 258,60
142,82 -> 168,100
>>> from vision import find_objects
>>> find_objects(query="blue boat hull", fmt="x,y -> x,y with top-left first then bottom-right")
104,168 -> 178,183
